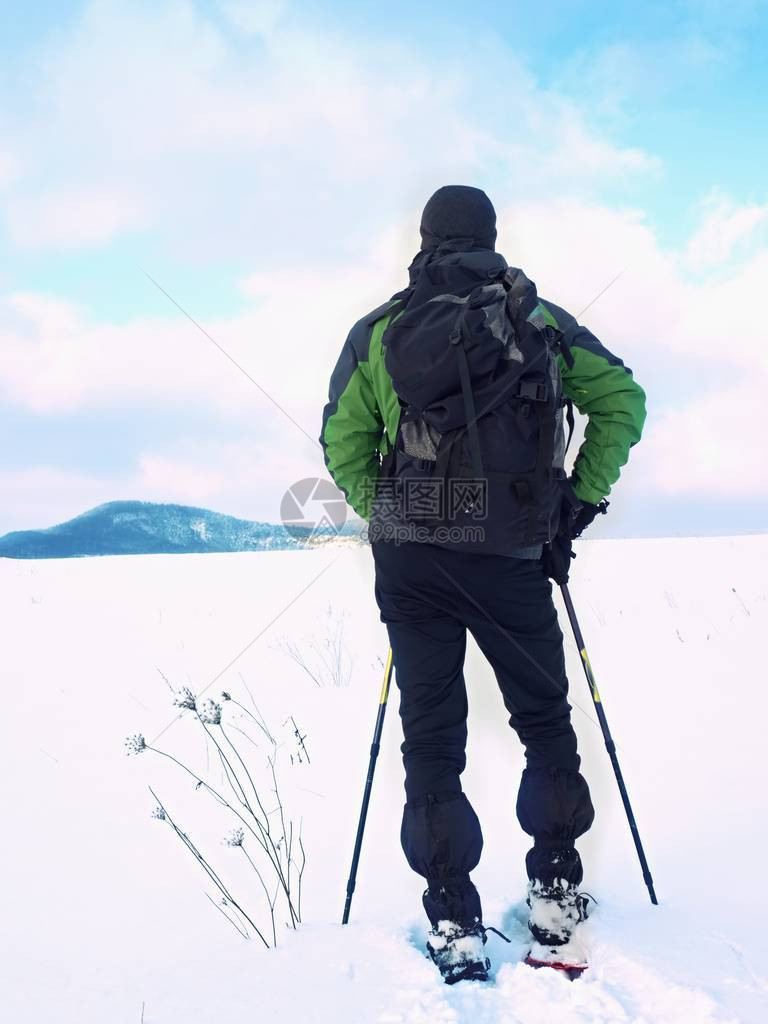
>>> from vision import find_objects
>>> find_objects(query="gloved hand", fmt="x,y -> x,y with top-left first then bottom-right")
570,499 -> 609,540
542,480 -> 609,584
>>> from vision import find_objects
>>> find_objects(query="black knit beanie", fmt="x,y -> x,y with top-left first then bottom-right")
419,185 -> 497,251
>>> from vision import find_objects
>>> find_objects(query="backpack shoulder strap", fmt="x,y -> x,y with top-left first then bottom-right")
558,323 -> 577,369
450,309 -> 485,478
363,298 -> 401,327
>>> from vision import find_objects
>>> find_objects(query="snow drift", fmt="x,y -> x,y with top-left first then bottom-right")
1,535 -> 766,1023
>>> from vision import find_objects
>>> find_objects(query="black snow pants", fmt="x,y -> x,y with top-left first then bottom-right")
372,540 -> 594,928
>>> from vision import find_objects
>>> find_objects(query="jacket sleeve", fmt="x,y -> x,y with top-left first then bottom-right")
557,326 -> 647,506
320,328 -> 384,521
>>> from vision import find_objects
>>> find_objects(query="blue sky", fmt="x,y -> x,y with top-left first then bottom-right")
1,0 -> 767,536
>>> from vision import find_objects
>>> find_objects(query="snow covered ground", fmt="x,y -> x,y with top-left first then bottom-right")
1,536 -> 767,1023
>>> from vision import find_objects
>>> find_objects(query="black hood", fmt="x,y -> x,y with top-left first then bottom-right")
419,185 -> 497,252
406,243 -> 507,287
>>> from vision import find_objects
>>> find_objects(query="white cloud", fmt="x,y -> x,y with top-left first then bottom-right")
7,186 -> 147,251
551,30 -> 729,124
640,386 -> 768,498
218,0 -> 286,37
1,1 -> 766,526
0,0 -> 657,257
499,198 -> 768,499
0,466 -> 133,532
0,437 -> 326,534
136,438 -> 323,519
684,193 -> 768,269
137,453 -> 230,506
0,147 -> 19,189
0,292 -> 246,415
3,198 -> 767,510
0,231 -> 405,423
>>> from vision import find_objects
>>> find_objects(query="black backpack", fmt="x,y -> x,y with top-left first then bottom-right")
374,247 -> 573,553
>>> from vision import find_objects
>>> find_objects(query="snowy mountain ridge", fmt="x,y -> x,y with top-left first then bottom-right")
0,500 -> 363,558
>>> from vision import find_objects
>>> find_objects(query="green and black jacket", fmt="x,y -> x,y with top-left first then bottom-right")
320,294 -> 646,520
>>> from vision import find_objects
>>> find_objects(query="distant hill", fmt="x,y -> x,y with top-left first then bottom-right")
0,501 -> 361,559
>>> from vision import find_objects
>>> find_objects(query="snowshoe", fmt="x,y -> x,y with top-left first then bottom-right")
524,879 -> 593,980
524,953 -> 587,981
426,919 -> 491,984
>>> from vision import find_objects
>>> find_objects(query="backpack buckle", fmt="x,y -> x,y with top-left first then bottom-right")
518,380 -> 549,402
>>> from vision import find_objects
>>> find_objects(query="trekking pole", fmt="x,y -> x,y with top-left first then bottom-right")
558,575 -> 658,906
341,648 -> 395,924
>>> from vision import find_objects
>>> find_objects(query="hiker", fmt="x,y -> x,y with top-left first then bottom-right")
320,186 -> 646,983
